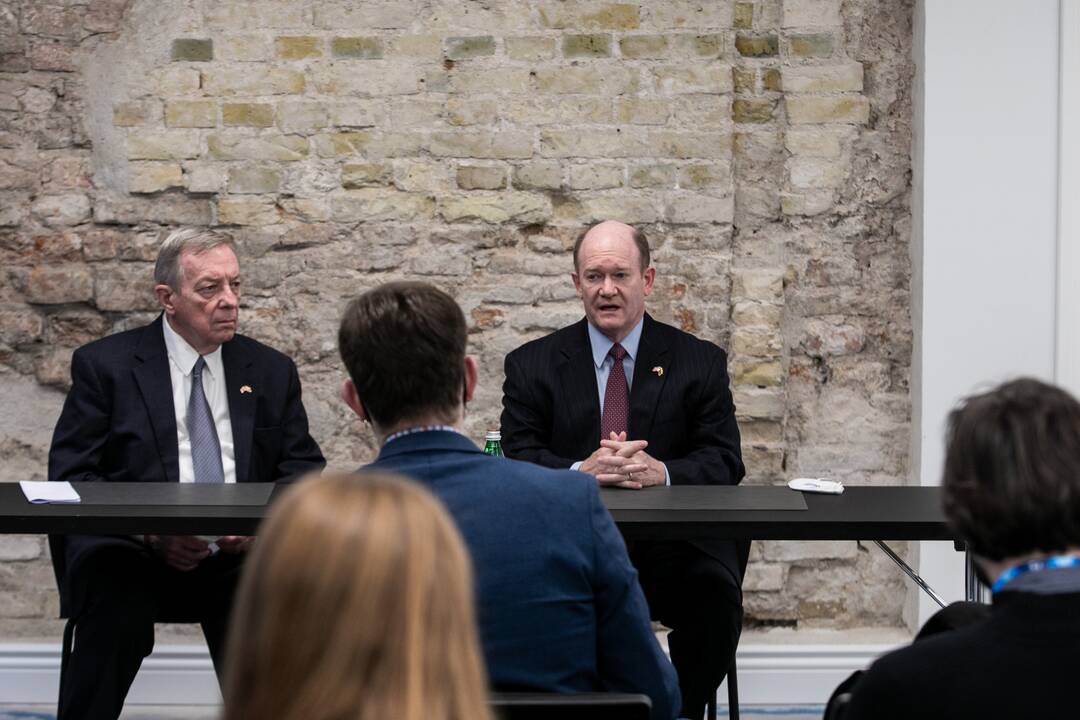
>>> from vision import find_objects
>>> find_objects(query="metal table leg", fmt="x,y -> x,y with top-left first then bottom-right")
964,545 -> 988,603
872,541 -> 947,609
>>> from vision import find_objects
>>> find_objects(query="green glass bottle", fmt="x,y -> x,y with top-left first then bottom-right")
483,430 -> 504,457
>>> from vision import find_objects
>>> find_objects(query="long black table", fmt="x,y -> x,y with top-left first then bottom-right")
0,482 -> 952,541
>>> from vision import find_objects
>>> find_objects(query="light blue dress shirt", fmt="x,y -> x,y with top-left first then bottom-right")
572,318 -> 670,485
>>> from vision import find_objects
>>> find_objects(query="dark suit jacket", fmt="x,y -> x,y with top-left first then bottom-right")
844,591 -> 1080,720
369,430 -> 681,720
48,315 -> 325,614
500,314 -> 745,572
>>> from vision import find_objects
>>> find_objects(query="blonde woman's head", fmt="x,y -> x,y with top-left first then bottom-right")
224,472 -> 491,720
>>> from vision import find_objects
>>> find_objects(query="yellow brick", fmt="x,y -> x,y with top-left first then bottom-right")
222,103 -> 274,127
165,101 -> 217,128
786,95 -> 870,124
275,36 -> 323,60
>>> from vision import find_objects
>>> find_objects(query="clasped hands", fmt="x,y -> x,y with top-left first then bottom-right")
144,534 -> 254,572
579,431 -> 665,490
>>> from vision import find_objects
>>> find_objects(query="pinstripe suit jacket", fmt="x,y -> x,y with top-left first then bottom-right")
500,314 -> 745,568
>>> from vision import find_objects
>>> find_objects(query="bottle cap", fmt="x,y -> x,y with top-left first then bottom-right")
485,430 -> 501,441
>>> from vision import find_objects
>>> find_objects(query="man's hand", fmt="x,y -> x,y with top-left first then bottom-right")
215,536 -> 255,554
144,535 -> 210,572
577,432 -> 664,490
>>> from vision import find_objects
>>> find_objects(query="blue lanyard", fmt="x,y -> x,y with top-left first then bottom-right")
991,555 -> 1080,593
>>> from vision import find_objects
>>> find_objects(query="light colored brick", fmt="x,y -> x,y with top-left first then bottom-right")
276,101 -> 328,133
563,34 -> 612,58
732,326 -> 783,356
503,97 -> 612,125
341,163 -> 393,188
666,193 -> 734,224
438,194 -> 551,224
761,540 -> 858,562
332,37 -> 384,59
649,1 -> 730,29
678,163 -> 731,190
445,36 -> 496,59
449,69 -> 531,95
505,36 -> 557,61
653,65 -> 733,95
782,63 -> 863,93
275,36 -> 323,60
386,36 -> 442,60
128,132 -> 202,161
113,101 -> 161,127
568,164 -> 623,189
310,64 -> 422,96
780,190 -> 834,216
165,101 -> 216,128
788,33 -> 835,58
733,98 -> 777,124
735,34 -> 779,57
207,134 -> 308,161
329,101 -> 380,128
732,359 -> 783,386
619,35 -> 669,59
202,67 -> 304,96
129,162 -> 183,193
447,97 -> 498,126
217,35 -> 272,62
330,190 -> 435,222
537,2 -> 640,30
672,33 -> 724,58
786,96 -> 870,124
629,164 -> 676,188
575,195 -> 661,224
222,103 -> 274,127
734,387 -> 785,419
788,156 -> 845,189
614,98 -> 670,125
204,2 -> 305,30
30,194 -> 91,227
541,129 -> 646,158
313,132 -> 422,158
217,196 -> 280,225
183,162 -> 226,193
0,536 -> 41,561
783,0 -> 843,28
457,164 -> 507,190
24,264 -> 93,304
429,131 -> 534,160
744,563 -> 785,591
533,66 -> 636,95
784,128 -> 844,158
650,131 -> 732,159
313,2 -> 416,30
228,165 -> 282,194
512,161 -> 562,190
733,269 -> 784,301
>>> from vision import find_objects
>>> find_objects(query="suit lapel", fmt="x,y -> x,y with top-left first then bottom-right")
132,317 -> 179,483
629,314 -> 670,440
556,320 -> 601,446
222,340 -> 255,483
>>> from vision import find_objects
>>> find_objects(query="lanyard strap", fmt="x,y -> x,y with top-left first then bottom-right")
991,555 -> 1080,593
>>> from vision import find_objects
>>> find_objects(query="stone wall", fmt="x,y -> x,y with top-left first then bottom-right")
0,0 -> 913,639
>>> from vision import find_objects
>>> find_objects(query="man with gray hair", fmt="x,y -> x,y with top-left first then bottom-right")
48,228 -> 325,720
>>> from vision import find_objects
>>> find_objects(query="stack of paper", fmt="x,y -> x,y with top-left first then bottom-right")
20,481 -> 81,504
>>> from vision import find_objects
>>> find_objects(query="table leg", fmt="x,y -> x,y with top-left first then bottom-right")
872,540 -> 946,609
964,547 -> 988,603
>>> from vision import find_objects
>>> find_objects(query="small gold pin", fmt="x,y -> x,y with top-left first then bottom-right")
652,366 -> 664,377
240,385 -> 253,394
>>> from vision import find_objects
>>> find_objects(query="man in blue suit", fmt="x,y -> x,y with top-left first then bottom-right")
337,281 -> 680,720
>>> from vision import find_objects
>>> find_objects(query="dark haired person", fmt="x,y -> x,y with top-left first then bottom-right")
841,378 -> 1080,719
48,228 -> 324,720
500,220 -> 745,719
337,281 -> 680,720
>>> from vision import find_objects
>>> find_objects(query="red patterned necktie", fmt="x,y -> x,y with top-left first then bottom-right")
600,343 -> 629,442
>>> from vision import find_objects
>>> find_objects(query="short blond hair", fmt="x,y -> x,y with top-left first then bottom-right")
154,228 -> 235,289
223,472 -> 492,720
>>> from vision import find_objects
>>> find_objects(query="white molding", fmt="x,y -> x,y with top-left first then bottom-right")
1058,0 -> 1080,394
0,642 -> 899,707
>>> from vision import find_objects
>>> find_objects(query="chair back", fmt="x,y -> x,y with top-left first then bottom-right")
491,692 -> 652,720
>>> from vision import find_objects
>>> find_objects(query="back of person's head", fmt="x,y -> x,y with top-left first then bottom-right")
223,472 -> 491,720
338,281 -> 467,428
943,378 -> 1080,561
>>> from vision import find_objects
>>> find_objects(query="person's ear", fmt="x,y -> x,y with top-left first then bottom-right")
642,266 -> 656,296
340,378 -> 368,423
155,284 -> 175,314
463,356 -> 479,404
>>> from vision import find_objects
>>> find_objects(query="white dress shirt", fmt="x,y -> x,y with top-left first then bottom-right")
573,318 -> 670,485
162,317 -> 237,484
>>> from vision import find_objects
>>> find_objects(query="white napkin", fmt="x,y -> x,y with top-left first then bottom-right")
20,481 -> 81,504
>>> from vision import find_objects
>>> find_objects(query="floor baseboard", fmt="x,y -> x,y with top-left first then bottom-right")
0,641 -> 898,707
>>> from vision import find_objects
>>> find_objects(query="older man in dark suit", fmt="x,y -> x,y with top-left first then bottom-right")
48,228 -> 325,720
338,281 -> 680,720
501,220 -> 746,720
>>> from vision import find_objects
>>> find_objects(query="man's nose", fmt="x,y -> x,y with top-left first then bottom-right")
600,277 -> 616,295
220,285 -> 239,306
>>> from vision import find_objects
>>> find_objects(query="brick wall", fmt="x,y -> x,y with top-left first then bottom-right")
0,0 -> 913,638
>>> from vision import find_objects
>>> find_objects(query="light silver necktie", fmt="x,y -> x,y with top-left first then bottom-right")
188,356 -> 224,484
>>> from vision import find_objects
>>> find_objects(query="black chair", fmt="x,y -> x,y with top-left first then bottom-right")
706,538 -> 752,720
49,535 -> 203,719
491,692 -> 652,720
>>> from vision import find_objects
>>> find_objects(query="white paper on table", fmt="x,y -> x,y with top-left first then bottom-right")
20,481 -> 81,504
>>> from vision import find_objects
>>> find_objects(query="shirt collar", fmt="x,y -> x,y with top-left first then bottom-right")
382,425 -> 463,447
587,318 -> 644,369
162,315 -> 223,380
